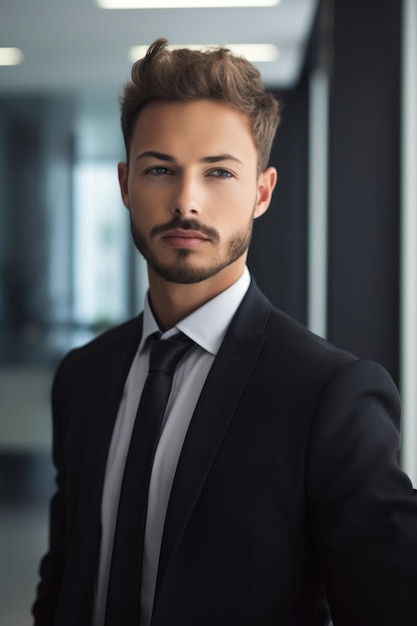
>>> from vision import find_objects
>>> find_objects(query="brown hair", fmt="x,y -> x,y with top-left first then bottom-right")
120,38 -> 281,173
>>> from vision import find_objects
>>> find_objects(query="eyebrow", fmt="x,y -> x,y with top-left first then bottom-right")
135,150 -> 243,165
136,150 -> 174,162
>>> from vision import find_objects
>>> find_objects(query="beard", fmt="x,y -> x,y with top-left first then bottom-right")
130,214 -> 254,284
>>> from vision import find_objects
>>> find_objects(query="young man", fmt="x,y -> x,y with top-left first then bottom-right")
33,39 -> 417,626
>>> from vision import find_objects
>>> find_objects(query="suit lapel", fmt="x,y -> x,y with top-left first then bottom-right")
154,282 -> 270,607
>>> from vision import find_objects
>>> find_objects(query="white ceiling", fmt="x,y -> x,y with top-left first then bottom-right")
0,0 -> 318,95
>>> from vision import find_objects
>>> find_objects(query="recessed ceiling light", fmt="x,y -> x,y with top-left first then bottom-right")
130,43 -> 279,63
0,47 -> 24,66
98,0 -> 280,9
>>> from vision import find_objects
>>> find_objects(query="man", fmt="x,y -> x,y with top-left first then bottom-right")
32,39 -> 417,626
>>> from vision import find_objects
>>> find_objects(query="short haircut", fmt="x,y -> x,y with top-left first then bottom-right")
120,38 -> 282,173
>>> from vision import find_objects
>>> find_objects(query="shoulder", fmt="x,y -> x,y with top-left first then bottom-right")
266,301 -> 400,425
244,280 -> 356,374
54,315 -> 142,382
244,282 -> 398,398
266,303 -> 354,367
238,278 -> 351,357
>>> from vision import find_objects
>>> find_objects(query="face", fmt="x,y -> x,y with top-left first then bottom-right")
118,99 -> 277,287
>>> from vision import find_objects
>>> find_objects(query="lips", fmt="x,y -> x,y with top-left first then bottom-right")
161,229 -> 210,248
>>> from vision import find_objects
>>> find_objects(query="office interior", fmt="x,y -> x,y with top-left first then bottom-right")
1,1 -> 416,624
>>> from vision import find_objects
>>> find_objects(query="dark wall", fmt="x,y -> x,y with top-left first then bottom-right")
248,79 -> 309,326
249,0 -> 402,384
328,0 -> 401,382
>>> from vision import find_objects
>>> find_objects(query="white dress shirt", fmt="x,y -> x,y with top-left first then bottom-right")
91,267 -> 251,626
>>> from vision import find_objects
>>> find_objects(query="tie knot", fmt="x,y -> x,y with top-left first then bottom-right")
148,332 -> 193,375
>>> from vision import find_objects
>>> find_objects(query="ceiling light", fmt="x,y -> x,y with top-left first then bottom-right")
98,0 -> 280,9
0,47 -> 23,66
130,43 -> 279,63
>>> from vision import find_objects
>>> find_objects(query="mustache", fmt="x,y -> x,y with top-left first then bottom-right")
150,216 -> 220,243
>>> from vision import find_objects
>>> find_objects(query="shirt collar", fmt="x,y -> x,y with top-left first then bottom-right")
139,266 -> 251,356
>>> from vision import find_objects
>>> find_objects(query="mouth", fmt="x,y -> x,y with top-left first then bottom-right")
161,229 -> 210,249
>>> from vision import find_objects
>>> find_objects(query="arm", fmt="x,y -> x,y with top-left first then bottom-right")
308,359 -> 417,625
32,359 -> 68,625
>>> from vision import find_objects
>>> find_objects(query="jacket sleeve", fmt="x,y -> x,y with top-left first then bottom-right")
307,359 -> 417,625
31,356 -> 70,625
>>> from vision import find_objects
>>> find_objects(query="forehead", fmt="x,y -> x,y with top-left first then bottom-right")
130,99 -> 257,161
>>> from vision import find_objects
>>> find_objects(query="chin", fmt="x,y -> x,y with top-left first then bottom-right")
151,263 -> 220,285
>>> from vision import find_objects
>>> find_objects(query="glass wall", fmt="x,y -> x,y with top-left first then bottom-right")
0,92 -> 144,624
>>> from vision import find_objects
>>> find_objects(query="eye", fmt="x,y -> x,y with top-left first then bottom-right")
208,169 -> 234,178
145,166 -> 174,176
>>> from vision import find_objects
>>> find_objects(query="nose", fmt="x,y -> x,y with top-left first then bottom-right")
170,173 -> 201,217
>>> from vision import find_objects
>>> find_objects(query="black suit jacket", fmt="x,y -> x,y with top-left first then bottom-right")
32,281 -> 417,625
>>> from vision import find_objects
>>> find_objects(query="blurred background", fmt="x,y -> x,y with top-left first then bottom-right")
0,0 -> 416,623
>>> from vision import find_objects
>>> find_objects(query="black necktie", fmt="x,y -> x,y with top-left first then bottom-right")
104,332 -> 193,626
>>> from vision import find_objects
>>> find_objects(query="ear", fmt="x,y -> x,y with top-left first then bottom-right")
254,167 -> 278,219
118,161 -> 130,209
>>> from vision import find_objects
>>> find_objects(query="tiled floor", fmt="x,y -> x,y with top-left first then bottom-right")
0,453 -> 53,626
0,503 -> 49,626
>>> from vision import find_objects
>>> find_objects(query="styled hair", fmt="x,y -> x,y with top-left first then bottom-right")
120,38 -> 281,172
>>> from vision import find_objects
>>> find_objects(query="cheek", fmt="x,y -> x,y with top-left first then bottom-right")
219,184 -> 257,216
127,195 -> 151,230
127,185 -> 157,215
209,181 -> 253,207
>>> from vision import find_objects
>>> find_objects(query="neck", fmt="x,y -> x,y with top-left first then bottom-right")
147,262 -> 245,331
